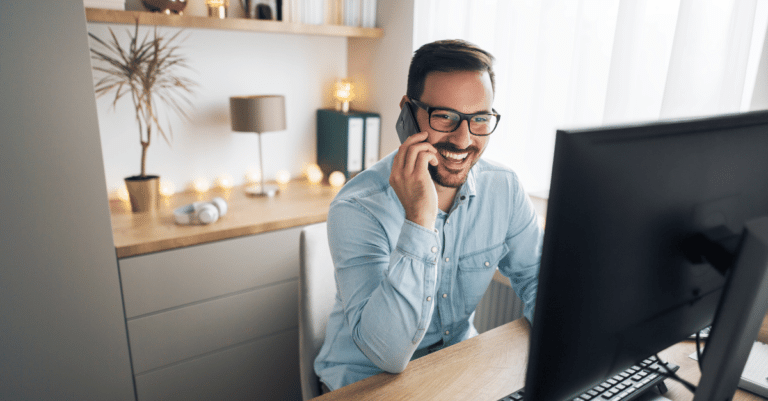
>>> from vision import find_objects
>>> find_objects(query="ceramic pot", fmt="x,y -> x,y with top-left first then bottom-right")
125,175 -> 159,213
141,0 -> 187,14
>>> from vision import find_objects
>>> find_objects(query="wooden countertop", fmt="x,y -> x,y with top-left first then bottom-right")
109,179 -> 338,258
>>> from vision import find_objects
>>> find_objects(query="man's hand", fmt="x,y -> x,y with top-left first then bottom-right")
390,131 -> 439,230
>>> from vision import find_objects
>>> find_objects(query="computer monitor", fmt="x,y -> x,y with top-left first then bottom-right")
524,110 -> 768,400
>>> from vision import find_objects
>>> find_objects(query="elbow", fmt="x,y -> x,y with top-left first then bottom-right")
359,343 -> 412,374
351,328 -> 414,374
376,358 -> 409,374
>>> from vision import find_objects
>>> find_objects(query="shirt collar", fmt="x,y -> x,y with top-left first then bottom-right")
462,165 -> 478,199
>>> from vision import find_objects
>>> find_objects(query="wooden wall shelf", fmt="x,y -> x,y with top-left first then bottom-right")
85,8 -> 384,38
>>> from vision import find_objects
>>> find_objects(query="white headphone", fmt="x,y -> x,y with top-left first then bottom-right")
174,197 -> 228,225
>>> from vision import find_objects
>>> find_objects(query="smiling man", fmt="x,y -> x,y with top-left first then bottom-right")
314,39 -> 544,393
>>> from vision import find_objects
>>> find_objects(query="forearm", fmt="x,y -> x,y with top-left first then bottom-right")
353,222 -> 439,372
330,207 -> 440,373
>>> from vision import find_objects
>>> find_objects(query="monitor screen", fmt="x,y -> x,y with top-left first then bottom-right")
524,110 -> 768,400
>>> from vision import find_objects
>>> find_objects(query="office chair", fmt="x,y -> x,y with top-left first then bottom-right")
299,222 -> 337,400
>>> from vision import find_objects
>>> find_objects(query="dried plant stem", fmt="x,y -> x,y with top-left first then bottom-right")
89,19 -> 195,178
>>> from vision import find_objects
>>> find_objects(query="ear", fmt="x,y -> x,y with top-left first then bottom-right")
399,95 -> 409,109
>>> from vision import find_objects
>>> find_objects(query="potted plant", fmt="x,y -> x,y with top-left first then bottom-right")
89,20 -> 196,212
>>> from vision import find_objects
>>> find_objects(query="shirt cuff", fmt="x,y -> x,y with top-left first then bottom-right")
396,219 -> 441,264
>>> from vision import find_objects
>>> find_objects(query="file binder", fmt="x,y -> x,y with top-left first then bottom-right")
317,109 -> 381,180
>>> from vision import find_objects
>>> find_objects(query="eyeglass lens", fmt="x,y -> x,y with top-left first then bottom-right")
429,110 -> 498,135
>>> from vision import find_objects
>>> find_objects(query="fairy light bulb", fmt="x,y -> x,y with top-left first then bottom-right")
275,170 -> 291,185
192,177 -> 211,193
216,174 -> 234,190
305,164 -> 324,185
159,180 -> 176,197
329,171 -> 346,188
115,185 -> 130,202
244,167 -> 261,185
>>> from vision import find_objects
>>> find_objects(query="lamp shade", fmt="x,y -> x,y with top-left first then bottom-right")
230,95 -> 286,133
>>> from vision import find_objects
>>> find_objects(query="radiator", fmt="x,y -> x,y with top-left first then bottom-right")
473,276 -> 525,333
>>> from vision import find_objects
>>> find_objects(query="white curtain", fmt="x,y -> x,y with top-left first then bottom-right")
413,0 -> 768,193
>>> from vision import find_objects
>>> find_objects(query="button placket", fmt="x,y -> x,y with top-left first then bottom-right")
439,212 -> 456,328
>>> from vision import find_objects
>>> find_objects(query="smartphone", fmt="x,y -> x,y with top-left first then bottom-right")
395,102 -> 421,144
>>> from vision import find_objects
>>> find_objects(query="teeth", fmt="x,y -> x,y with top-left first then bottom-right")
440,151 -> 468,161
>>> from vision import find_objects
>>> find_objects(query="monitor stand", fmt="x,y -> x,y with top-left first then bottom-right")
694,216 -> 768,400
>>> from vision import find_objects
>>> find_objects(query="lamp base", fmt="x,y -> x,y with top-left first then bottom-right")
245,184 -> 279,197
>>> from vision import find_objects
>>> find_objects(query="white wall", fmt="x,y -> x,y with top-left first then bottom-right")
348,0 -> 416,157
89,22 -> 348,194
0,1 -> 135,399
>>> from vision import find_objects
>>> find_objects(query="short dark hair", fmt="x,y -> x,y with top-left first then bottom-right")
406,39 -> 496,100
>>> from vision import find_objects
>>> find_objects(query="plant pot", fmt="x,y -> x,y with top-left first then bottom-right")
125,175 -> 159,213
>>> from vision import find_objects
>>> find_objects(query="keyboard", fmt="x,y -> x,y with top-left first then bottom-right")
499,355 -> 679,401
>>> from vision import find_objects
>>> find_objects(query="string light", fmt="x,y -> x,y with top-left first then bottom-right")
275,170 -> 291,185
115,185 -> 130,202
329,171 -> 346,188
216,174 -> 234,190
159,180 -> 176,197
305,164 -> 324,185
192,177 -> 211,193
244,167 -> 261,185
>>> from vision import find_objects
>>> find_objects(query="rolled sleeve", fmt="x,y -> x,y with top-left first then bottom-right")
327,200 -> 441,373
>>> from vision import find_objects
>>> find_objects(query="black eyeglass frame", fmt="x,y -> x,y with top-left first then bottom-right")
408,97 -> 501,137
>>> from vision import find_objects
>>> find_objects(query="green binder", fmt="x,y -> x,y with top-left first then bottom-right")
317,109 -> 381,180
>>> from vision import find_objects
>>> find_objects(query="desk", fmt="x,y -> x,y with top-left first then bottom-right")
315,318 -> 768,401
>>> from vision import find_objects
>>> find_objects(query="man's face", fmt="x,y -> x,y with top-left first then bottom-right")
413,70 -> 494,189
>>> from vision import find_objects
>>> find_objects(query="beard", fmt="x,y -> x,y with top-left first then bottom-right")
428,142 -> 483,188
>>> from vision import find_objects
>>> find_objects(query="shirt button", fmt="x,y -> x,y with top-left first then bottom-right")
445,257 -> 450,262
442,293 -> 448,298
426,296 -> 432,302
446,218 -> 450,224
485,261 -> 490,267
445,330 -> 450,335
431,246 -> 438,253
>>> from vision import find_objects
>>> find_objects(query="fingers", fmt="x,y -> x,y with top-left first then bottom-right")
403,141 -> 437,176
394,131 -> 429,169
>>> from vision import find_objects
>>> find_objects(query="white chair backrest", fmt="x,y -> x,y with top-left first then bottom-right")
299,222 -> 337,400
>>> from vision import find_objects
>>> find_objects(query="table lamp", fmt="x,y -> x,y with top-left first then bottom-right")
230,95 -> 286,197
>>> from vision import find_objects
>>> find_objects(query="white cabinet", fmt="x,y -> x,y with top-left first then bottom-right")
118,226 -> 304,400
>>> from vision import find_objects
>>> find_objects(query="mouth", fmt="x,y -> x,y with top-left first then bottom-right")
438,149 -> 471,169
430,144 -> 481,188
439,150 -> 469,161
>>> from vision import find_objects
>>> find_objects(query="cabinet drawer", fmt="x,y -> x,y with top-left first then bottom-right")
120,226 -> 302,318
128,279 -> 298,374
134,329 -> 301,401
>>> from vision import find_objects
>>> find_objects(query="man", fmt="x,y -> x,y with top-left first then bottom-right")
314,39 -> 543,392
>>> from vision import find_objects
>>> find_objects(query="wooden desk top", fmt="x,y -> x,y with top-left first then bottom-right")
109,180 -> 338,258
316,317 -> 768,401
315,319 -> 531,401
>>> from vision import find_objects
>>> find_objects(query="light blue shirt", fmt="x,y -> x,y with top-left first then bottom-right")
314,151 -> 543,391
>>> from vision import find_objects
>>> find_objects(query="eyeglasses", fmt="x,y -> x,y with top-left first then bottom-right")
409,98 -> 501,136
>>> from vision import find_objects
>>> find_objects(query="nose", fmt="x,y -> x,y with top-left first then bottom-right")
448,120 -> 472,149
